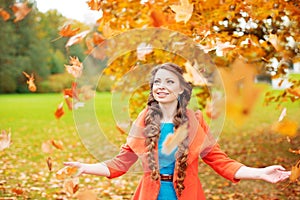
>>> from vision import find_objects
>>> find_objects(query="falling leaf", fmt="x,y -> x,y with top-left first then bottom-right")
0,129 -> 11,151
41,140 -> 53,154
137,43 -> 153,61
290,159 -> 300,183
22,71 -> 37,92
0,8 -> 10,21
183,61 -> 207,86
92,32 -> 105,45
65,30 -> 90,48
162,122 -> 188,155
64,56 -> 83,78
63,177 -> 79,196
170,0 -> 193,23
78,85 -> 95,101
74,102 -> 85,109
87,0 -> 102,11
56,166 -> 79,180
271,118 -> 298,137
76,189 -> 98,200
286,87 -> 300,97
59,24 -> 80,37
46,157 -> 52,171
11,2 -> 31,23
101,22 -> 120,38
54,102 -> 65,119
51,139 -> 64,150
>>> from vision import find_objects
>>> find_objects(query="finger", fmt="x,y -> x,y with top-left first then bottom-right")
273,165 -> 286,171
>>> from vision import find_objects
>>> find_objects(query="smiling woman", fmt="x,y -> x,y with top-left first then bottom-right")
35,0 -> 102,23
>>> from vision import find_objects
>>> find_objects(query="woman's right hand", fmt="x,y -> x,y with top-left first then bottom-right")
63,161 -> 85,177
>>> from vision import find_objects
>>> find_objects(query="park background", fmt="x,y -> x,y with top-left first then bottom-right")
0,0 -> 300,199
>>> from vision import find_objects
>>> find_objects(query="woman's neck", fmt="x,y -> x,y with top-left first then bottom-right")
159,101 -> 178,123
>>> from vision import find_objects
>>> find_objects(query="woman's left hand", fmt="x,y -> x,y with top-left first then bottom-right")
259,165 -> 291,183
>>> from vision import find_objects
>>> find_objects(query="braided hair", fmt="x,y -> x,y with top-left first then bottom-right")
144,63 -> 192,196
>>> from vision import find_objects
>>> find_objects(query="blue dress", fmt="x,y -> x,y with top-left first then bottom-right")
157,123 -> 178,200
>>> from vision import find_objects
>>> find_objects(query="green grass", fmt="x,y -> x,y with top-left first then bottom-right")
0,91 -> 299,199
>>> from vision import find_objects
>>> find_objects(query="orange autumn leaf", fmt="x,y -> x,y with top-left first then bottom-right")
59,24 -> 80,37
290,159 -> 300,183
46,157 -> 52,171
0,129 -> 11,151
78,85 -> 95,101
93,32 -> 105,45
12,187 -> 25,195
150,10 -> 166,27
286,87 -> 300,97
56,166 -> 79,180
64,56 -> 83,78
22,71 -> 37,92
0,8 -> 10,21
51,139 -> 64,150
170,0 -> 193,23
65,30 -> 90,48
63,177 -> 79,196
11,2 -> 31,23
289,148 -> 300,155
162,122 -> 188,155
87,0 -> 102,11
54,102 -> 64,119
271,118 -> 298,138
64,82 -> 79,100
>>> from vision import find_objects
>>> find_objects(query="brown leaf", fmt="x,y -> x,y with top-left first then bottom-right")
289,148 -> 300,155
46,157 -> 52,171
290,159 -> 300,183
11,2 -> 31,23
63,177 -> 79,196
64,56 -> 83,78
22,71 -> 37,92
56,166 -> 79,180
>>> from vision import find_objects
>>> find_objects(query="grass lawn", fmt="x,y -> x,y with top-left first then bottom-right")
0,91 -> 299,199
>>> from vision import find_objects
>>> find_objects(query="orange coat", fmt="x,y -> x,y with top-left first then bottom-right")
104,109 -> 244,200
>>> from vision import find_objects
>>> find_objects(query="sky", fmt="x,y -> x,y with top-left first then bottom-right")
35,0 -> 102,24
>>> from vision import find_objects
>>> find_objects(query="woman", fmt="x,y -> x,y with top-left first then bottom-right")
64,63 -> 290,199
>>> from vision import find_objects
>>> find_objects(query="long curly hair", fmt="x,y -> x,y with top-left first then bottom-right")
144,63 -> 192,196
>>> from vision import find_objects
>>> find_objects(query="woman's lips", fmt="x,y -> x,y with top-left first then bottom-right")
157,92 -> 169,98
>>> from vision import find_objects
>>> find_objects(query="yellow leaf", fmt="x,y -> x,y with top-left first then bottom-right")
271,118 -> 298,137
170,0 -> 193,23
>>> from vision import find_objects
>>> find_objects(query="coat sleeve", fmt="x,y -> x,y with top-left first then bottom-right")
103,143 -> 138,178
195,110 -> 244,183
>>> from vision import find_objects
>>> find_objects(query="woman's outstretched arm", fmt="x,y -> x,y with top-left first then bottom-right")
234,165 -> 291,183
64,161 -> 110,177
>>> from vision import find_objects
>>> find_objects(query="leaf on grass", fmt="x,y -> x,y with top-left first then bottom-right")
46,157 -> 52,171
54,102 -> 65,119
63,177 -> 79,196
170,0 -> 193,23
11,2 -> 31,23
290,159 -> 300,183
0,129 -> 11,151
12,187 -> 25,195
59,24 -> 80,37
56,166 -> 79,180
162,122 -> 188,155
87,0 -> 102,11
76,189 -> 98,200
64,56 -> 83,78
0,8 -> 10,21
22,72 -> 36,92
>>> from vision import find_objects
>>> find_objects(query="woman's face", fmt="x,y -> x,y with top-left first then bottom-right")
152,69 -> 183,105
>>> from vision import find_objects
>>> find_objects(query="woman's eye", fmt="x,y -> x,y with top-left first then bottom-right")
167,80 -> 174,84
154,80 -> 160,84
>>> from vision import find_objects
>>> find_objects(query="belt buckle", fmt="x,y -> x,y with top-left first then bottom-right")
160,174 -> 173,182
